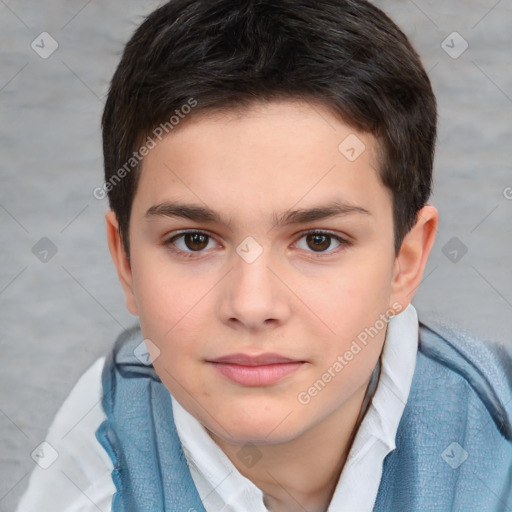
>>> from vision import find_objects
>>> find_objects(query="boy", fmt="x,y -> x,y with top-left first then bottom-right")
17,0 -> 512,511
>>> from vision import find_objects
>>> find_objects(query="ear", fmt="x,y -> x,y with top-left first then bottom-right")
105,210 -> 138,316
389,205 -> 439,310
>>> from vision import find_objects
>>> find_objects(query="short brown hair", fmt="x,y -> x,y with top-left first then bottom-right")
102,0 -> 437,256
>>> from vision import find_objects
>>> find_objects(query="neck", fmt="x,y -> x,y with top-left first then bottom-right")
208,376 -> 374,512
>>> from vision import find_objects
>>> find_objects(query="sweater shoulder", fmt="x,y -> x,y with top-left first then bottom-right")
416,320 -> 512,441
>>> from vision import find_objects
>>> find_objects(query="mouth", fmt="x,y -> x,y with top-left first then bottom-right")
206,353 -> 306,386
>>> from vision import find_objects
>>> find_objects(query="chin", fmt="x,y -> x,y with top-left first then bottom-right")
206,412 -> 307,446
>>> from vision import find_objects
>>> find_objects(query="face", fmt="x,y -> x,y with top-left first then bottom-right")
112,99 -> 411,446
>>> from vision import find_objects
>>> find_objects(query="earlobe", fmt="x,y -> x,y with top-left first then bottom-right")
105,210 -> 139,316
390,205 -> 439,309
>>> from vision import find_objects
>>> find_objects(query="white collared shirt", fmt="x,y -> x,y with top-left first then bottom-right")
16,305 -> 418,512
172,304 -> 419,512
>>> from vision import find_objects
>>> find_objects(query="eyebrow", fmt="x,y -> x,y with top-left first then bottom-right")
145,199 -> 372,228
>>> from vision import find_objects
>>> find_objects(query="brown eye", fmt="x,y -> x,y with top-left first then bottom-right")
183,232 -> 209,251
295,231 -> 349,255
166,231 -> 216,255
306,233 -> 332,252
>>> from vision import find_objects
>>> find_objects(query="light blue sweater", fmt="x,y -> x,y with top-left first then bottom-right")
96,322 -> 512,511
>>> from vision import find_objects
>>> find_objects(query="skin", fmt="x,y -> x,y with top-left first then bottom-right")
106,99 -> 438,512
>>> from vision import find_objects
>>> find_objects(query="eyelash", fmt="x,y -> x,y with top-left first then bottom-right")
163,230 -> 351,259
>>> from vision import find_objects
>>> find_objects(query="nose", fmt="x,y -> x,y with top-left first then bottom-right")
217,243 -> 292,332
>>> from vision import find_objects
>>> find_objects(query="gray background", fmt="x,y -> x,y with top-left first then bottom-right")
1,0 -> 511,509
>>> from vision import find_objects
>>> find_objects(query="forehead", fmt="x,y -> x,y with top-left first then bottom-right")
133,99 -> 391,226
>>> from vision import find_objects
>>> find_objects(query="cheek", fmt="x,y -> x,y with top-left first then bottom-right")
131,264 -> 213,386
140,300 -> 210,403
297,266 -> 390,411
131,245 -> 208,332
305,257 -> 392,343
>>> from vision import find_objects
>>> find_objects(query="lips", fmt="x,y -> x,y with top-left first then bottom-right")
209,353 -> 302,365
207,353 -> 305,386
